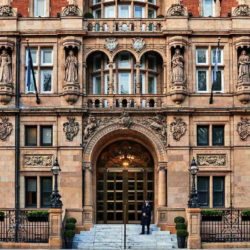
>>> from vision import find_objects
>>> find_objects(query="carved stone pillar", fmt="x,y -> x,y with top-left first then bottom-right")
158,166 -> 167,207
136,62 -> 141,94
109,62 -> 114,94
163,62 -> 167,95
83,163 -> 93,225
83,62 -> 87,95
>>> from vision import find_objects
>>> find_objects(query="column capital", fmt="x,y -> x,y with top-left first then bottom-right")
83,62 -> 87,68
109,61 -> 114,68
136,62 -> 141,68
157,165 -> 167,172
83,162 -> 92,171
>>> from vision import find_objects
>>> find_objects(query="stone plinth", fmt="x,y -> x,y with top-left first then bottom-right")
49,209 -> 63,249
62,81 -> 80,105
170,82 -> 187,104
237,81 -> 250,104
0,82 -> 13,105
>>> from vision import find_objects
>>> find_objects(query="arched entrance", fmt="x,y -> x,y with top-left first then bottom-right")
96,140 -> 154,224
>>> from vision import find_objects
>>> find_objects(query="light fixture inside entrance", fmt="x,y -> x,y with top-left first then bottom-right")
122,158 -> 130,167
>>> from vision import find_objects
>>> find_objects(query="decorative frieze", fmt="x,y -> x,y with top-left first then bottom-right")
170,117 -> 187,141
0,5 -> 13,17
197,155 -> 226,166
237,117 -> 250,140
63,117 -> 79,141
24,155 -> 53,167
0,117 -> 13,141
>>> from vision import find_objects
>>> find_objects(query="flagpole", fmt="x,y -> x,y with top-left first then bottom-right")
26,38 -> 40,104
209,37 -> 221,105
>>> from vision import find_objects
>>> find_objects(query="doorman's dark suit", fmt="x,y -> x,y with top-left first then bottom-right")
141,203 -> 152,233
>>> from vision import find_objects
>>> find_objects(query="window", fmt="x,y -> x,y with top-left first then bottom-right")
25,126 -> 37,146
119,53 -> 131,68
203,0 -> 214,17
93,75 -> 101,94
41,126 -> 52,146
148,9 -> 156,18
134,55 -> 145,69
213,177 -> 225,207
34,0 -> 46,17
212,49 -> 223,65
105,6 -> 115,18
149,23 -> 154,31
41,49 -> 53,66
119,73 -> 131,94
94,55 -> 101,71
148,75 -> 157,94
148,55 -> 156,71
196,49 -> 208,65
212,125 -> 224,146
198,177 -> 209,207
134,6 -> 144,18
134,74 -> 145,94
94,0 -> 101,4
41,70 -> 52,93
26,69 -> 37,93
212,70 -> 223,92
196,69 -> 208,93
148,0 -> 156,3
197,125 -> 209,146
26,49 -> 38,66
26,178 -> 37,207
94,9 -> 101,18
41,177 -> 52,207
119,5 -> 130,18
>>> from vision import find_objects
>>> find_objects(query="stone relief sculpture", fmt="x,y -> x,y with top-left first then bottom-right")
172,48 -> 184,83
0,5 -> 13,16
237,117 -> 250,140
83,115 -> 98,140
170,117 -> 187,141
234,5 -> 250,16
105,38 -> 118,53
238,50 -> 250,82
0,49 -> 12,84
63,117 -> 79,141
197,155 -> 226,166
24,156 -> 53,167
0,116 -> 13,141
119,111 -> 132,129
62,4 -> 81,16
65,50 -> 78,83
132,38 -> 145,53
167,4 -> 186,16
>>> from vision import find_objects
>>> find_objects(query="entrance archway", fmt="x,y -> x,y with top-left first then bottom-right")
96,140 -> 154,224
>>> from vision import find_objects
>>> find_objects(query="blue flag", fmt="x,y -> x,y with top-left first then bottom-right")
27,48 -> 33,87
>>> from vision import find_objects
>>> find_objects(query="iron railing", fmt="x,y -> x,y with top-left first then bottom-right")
0,210 -> 49,243
201,210 -> 250,242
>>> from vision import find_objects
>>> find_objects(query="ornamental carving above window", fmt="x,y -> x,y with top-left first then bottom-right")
237,117 -> 250,141
97,141 -> 154,169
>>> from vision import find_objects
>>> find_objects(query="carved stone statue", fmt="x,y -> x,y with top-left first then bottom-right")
0,49 -> 12,84
172,48 -> 184,83
65,50 -> 78,83
238,50 -> 250,82
83,115 -> 97,140
119,111 -> 132,129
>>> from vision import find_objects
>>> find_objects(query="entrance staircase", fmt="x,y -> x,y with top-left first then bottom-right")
73,224 -> 178,249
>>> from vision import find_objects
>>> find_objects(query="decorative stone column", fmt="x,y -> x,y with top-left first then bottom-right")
158,165 -> 167,207
163,62 -> 167,95
109,62 -> 114,94
83,162 -> 93,225
186,208 -> 201,249
136,62 -> 141,94
83,62 -> 87,95
49,209 -> 63,249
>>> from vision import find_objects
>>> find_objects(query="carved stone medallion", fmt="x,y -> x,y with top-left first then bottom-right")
167,4 -> 186,16
119,111 -> 132,129
170,117 -> 187,141
197,155 -> 226,166
237,117 -> 250,141
132,38 -> 145,53
63,117 -> 79,141
24,155 -> 53,167
234,5 -> 250,16
0,117 -> 13,141
105,38 -> 118,52
0,5 -> 13,17
62,4 -> 81,16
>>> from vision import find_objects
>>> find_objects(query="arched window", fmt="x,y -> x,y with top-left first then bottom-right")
95,99 -> 100,108
149,23 -> 154,32
122,99 -> 128,107
149,99 -> 155,107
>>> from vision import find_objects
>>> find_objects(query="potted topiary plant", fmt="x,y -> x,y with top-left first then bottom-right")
0,211 -> 4,222
176,223 -> 187,231
201,210 -> 222,221
242,210 -> 250,221
64,217 -> 77,249
27,211 -> 50,222
177,229 -> 188,248
174,216 -> 185,224
84,12 -> 93,19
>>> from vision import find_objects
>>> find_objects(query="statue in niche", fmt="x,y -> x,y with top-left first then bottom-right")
65,50 -> 78,83
0,49 -> 12,84
238,50 -> 250,82
171,48 -> 184,83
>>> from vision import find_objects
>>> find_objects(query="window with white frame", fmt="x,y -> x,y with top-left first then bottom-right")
26,69 -> 37,93
105,6 -> 115,18
94,9 -> 101,18
196,69 -> 208,93
148,0 -> 156,4
118,53 -> 131,68
196,49 -> 208,65
212,70 -> 224,93
134,6 -> 144,18
93,75 -> 101,94
203,0 -> 215,17
148,55 -> 156,71
148,9 -> 156,18
93,55 -> 102,71
41,70 -> 52,93
211,49 -> 223,65
34,0 -> 46,17
105,73 -> 115,94
134,74 -> 145,94
94,0 -> 101,4
119,73 -> 131,94
41,48 -> 53,66
148,75 -> 157,94
26,49 -> 38,66
119,5 -> 130,18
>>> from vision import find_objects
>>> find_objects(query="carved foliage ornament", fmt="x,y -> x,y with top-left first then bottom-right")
105,38 -> 118,53
167,4 -> 186,16
234,5 -> 250,16
197,155 -> 226,166
0,5 -> 13,17
237,117 -> 250,141
0,117 -> 13,141
132,38 -> 145,53
24,156 -> 53,167
62,4 -> 81,16
63,117 -> 79,141
170,117 -> 187,141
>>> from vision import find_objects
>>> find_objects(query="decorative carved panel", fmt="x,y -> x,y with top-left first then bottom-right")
62,4 -> 82,16
166,4 -> 187,16
0,117 -> 13,141
63,117 -> 79,141
233,5 -> 250,16
0,5 -> 13,17
170,117 -> 187,141
197,155 -> 226,166
237,117 -> 250,140
24,155 -> 53,167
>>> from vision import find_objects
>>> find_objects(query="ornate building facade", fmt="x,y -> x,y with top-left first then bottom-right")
1,0 -> 250,233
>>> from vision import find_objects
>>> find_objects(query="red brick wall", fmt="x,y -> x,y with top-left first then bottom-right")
50,0 -> 69,17
181,0 -> 200,17
12,0 -> 29,17
220,0 -> 238,17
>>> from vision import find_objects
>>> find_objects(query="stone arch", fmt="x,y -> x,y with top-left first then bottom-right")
111,48 -> 138,61
83,123 -> 167,165
83,49 -> 111,63
139,48 -> 166,63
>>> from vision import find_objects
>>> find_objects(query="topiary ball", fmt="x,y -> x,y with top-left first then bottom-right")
175,223 -> 186,230
177,229 -> 188,237
174,216 -> 185,224
64,230 -> 75,237
66,217 -> 77,224
65,223 -> 76,231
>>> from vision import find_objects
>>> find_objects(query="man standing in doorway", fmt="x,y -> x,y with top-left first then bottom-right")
140,197 -> 152,235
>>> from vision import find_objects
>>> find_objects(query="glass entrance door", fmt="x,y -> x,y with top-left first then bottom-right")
97,169 -> 154,224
